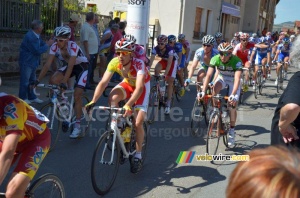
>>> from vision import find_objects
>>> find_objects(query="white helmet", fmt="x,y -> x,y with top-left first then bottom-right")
115,37 -> 135,51
54,26 -> 71,38
202,35 -> 215,45
215,32 -> 223,38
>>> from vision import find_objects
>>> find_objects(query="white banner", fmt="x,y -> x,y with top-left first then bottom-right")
127,0 -> 150,47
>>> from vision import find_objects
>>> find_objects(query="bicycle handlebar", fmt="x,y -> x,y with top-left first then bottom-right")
33,84 -> 73,99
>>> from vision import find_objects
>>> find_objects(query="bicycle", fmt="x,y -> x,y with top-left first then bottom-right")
0,173 -> 65,198
254,65 -> 264,99
206,94 -> 233,155
239,68 -> 249,104
147,75 -> 175,123
89,106 -> 148,195
189,81 -> 213,135
276,61 -> 286,93
34,84 -> 90,151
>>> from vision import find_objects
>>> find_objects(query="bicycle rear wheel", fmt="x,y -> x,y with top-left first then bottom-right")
204,98 -> 213,126
129,122 -> 148,164
40,103 -> 61,151
206,112 -> 221,155
70,95 -> 90,137
26,173 -> 65,198
147,87 -> 159,124
190,99 -> 203,135
91,131 -> 120,195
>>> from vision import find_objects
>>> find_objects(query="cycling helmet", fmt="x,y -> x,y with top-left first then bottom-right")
240,33 -> 249,40
252,33 -> 257,38
178,34 -> 185,40
168,35 -> 177,42
218,42 -> 233,52
54,26 -> 71,38
123,34 -> 136,43
283,37 -> 290,44
215,32 -> 223,38
115,37 -> 135,51
234,32 -> 240,37
157,34 -> 168,44
258,37 -> 267,43
290,35 -> 296,38
202,35 -> 215,45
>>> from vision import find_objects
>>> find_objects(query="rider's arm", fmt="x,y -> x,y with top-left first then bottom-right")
202,66 -> 215,92
232,69 -> 242,96
61,56 -> 76,84
185,47 -> 191,64
149,54 -> 155,68
164,55 -> 174,76
255,43 -> 269,48
177,51 -> 182,66
187,59 -> 199,79
37,54 -> 55,82
249,49 -> 256,63
91,70 -> 114,103
125,74 -> 145,108
273,49 -> 280,61
0,133 -> 20,185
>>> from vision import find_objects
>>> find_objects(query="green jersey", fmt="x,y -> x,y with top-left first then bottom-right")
209,55 -> 242,77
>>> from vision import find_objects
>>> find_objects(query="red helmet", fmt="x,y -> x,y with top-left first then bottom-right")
157,34 -> 168,44
234,32 -> 240,37
240,33 -> 249,40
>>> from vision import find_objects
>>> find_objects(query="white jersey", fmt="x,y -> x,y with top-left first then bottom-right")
49,41 -> 88,65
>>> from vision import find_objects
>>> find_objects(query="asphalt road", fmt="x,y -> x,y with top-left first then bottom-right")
1,66 -> 297,197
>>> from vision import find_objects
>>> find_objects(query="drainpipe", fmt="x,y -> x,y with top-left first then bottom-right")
178,0 -> 184,34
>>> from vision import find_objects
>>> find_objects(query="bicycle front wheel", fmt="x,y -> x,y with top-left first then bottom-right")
26,173 -> 65,198
91,131 -> 120,195
147,87 -> 159,124
190,99 -> 203,135
40,103 -> 61,151
206,112 -> 221,155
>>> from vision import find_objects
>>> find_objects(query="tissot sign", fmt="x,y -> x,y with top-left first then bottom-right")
127,0 -> 150,47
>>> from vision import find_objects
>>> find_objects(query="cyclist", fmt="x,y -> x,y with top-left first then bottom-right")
36,26 -> 88,139
85,37 -> 150,174
185,35 -> 218,96
249,37 -> 270,89
230,32 -> 240,48
273,37 -> 291,84
168,34 -> 185,96
149,35 -> 177,115
0,86 -> 50,197
200,42 -> 243,147
178,34 -> 191,79
213,32 -> 225,49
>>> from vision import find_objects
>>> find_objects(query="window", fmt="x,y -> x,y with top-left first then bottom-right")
234,0 -> 241,6
193,7 -> 203,39
231,16 -> 240,24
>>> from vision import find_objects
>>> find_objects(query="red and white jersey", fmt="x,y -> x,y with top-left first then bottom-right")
233,42 -> 255,65
49,41 -> 88,65
134,44 -> 147,62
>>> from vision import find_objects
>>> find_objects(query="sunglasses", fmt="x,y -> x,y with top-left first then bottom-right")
56,38 -> 67,42
116,51 -> 131,56
168,42 -> 174,44
219,52 -> 231,57
158,43 -> 165,46
203,44 -> 212,47
241,39 -> 247,42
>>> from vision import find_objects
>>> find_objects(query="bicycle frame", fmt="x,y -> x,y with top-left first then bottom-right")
88,106 -> 134,165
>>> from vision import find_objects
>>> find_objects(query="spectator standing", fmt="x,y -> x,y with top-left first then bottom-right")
80,12 -> 98,89
68,13 -> 80,42
107,21 -> 126,82
98,24 -> 119,79
18,20 -> 54,104
92,14 -> 100,84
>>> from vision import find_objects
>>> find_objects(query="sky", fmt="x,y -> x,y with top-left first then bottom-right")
274,0 -> 300,24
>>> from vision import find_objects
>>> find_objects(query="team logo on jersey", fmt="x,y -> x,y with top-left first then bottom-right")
4,103 -> 18,119
51,44 -> 58,52
82,75 -> 87,83
133,59 -> 143,70
70,42 -> 77,53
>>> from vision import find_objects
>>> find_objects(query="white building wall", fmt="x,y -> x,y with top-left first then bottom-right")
242,0 -> 260,33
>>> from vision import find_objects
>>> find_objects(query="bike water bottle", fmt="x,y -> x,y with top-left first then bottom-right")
121,126 -> 131,143
221,105 -> 228,123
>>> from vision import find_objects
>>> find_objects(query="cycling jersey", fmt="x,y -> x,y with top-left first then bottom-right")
151,45 -> 174,59
181,40 -> 190,55
0,93 -> 50,180
253,44 -> 271,65
134,44 -> 147,62
277,43 -> 291,55
107,57 -> 151,86
233,42 -> 255,65
50,41 -> 88,65
194,47 -> 219,71
210,55 -> 243,77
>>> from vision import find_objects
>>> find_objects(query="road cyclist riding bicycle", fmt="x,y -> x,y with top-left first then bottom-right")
35,26 -> 89,139
149,34 -> 177,115
200,42 -> 243,147
0,77 -> 51,198
185,35 -> 219,97
85,36 -> 150,174
273,37 -> 291,85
